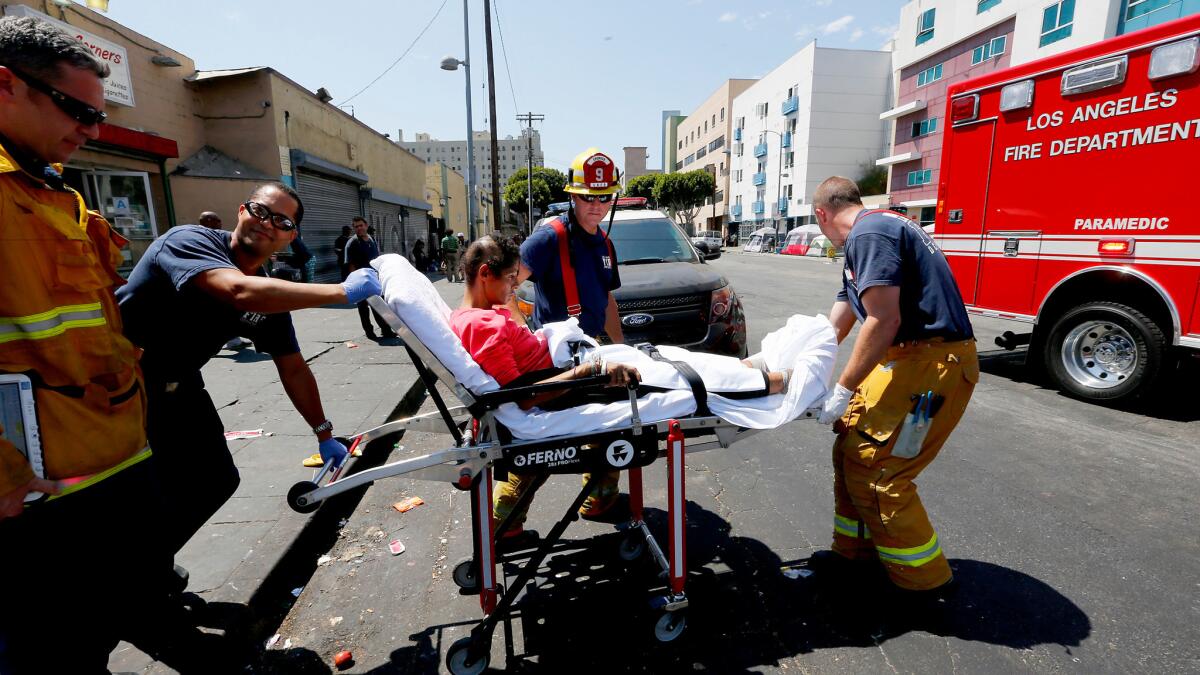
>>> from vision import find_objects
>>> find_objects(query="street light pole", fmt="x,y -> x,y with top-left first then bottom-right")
439,0 -> 478,242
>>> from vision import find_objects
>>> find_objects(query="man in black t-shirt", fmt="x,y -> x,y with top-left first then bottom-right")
117,182 -> 382,573
346,216 -> 395,339
808,176 -> 978,599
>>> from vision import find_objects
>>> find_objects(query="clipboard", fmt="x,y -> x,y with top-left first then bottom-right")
0,374 -> 47,503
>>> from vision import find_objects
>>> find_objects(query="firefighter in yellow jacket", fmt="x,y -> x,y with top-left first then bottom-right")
812,176 -> 979,597
0,16 -> 199,673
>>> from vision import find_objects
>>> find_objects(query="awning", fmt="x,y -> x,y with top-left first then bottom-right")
94,123 -> 179,159
901,198 -> 938,208
880,99 -> 927,121
364,187 -> 431,212
875,151 -> 919,167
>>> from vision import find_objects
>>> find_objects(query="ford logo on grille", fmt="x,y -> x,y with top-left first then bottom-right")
622,313 -> 654,327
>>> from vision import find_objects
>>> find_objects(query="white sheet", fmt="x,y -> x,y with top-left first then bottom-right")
373,254 -> 837,438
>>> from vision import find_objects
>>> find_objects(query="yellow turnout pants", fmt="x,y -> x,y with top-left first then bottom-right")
493,470 -> 621,525
831,338 -> 978,591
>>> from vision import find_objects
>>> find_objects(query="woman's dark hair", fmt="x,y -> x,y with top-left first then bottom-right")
461,235 -> 520,283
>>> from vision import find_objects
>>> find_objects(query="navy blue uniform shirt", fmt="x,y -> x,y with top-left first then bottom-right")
345,235 -> 380,270
836,209 -> 973,344
117,225 -> 301,382
521,214 -> 620,337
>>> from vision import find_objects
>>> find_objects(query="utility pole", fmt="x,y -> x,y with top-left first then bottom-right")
460,0 -> 478,241
516,112 -> 544,234
482,0 -> 502,233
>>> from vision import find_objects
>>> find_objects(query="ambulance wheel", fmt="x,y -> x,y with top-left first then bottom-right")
1043,301 -> 1165,402
287,481 -> 321,514
446,636 -> 489,675
653,611 -> 687,642
452,559 -> 479,592
618,534 -> 645,561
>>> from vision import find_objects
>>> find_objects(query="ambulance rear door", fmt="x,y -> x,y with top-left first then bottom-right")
935,118 -> 995,305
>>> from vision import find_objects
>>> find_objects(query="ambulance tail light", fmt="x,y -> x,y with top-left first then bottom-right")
999,80 -> 1034,112
950,95 -> 979,126
1149,36 -> 1200,80
1098,238 -> 1135,257
1061,56 -> 1127,96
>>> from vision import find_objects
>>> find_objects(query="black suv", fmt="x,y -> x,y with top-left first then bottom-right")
518,207 -> 747,357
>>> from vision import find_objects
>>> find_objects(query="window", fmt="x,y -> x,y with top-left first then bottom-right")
783,151 -> 795,168
712,114 -> 717,126
735,115 -> 742,128
735,195 -> 742,206
735,169 -> 743,182
971,35 -> 1007,64
685,153 -> 695,165
709,135 -> 725,151
916,63 -> 943,86
1127,0 -> 1172,20
911,117 -> 939,138
916,8 -> 936,46
757,161 -> 765,173
720,161 -> 725,176
677,140 -> 682,150
1040,0 -> 1075,47
906,168 -> 933,186
721,108 -> 726,121
704,120 -> 708,132
978,0 -> 1001,12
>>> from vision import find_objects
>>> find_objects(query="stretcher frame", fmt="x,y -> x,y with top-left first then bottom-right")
287,296 -> 817,674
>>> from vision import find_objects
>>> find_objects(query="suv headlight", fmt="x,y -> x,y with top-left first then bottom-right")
709,285 -> 733,322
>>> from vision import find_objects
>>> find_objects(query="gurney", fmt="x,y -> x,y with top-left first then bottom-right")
287,255 -> 837,673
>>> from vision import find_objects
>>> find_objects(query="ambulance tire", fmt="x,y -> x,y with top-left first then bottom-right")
1043,301 -> 1165,402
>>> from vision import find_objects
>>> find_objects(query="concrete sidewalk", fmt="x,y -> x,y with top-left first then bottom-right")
109,299 -> 427,674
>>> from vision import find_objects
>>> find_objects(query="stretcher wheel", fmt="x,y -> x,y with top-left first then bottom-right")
446,636 -> 489,675
618,534 -> 645,561
654,611 -> 687,642
287,481 -> 320,514
451,559 -> 479,592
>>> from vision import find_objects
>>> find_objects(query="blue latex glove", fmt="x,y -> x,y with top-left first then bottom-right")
341,268 -> 382,304
318,437 -> 349,467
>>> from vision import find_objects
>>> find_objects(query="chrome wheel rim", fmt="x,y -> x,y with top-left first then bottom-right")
1061,320 -> 1137,390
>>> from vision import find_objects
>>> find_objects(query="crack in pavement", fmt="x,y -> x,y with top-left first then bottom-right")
304,345 -> 336,364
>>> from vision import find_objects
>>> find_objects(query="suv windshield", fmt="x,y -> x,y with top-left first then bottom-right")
608,217 -> 700,265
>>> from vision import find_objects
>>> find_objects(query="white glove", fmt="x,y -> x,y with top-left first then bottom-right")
818,384 -> 854,425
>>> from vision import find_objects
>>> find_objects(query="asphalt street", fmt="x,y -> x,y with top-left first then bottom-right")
274,251 -> 1200,674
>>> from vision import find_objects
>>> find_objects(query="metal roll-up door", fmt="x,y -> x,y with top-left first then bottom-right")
365,199 -> 404,257
296,170 -> 360,282
405,209 -> 428,252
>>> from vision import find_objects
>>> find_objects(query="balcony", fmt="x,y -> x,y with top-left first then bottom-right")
781,96 -> 799,115
753,142 -> 769,158
777,197 -> 788,215
875,151 -> 920,167
752,172 -> 767,186
752,200 -> 765,215
880,99 -> 927,121
733,127 -> 742,141
781,131 -> 792,149
730,203 -> 742,219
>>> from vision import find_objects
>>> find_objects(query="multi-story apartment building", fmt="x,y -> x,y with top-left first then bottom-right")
672,80 -> 757,237
881,0 -> 1200,226
397,128 -> 543,196
729,44 -> 891,242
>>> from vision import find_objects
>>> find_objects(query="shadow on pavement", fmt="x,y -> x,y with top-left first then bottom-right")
351,502 -> 1090,674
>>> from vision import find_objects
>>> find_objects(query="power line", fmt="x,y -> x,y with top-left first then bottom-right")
338,0 -> 450,106
493,0 -> 519,113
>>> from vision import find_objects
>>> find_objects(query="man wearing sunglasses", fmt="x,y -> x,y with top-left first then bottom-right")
499,148 -> 627,527
0,15 -> 238,673
115,182 -> 381,620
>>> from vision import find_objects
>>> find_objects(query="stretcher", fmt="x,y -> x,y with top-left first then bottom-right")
286,255 -> 836,674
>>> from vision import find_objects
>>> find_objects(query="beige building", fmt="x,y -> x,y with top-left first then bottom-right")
623,146 -> 648,186
672,79 -> 757,237
424,162 -> 467,240
2,1 -> 430,281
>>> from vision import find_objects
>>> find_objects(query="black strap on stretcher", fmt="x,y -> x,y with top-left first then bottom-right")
636,343 -> 710,417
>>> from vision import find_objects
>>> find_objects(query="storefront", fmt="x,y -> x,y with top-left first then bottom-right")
363,188 -> 430,261
291,150 -> 367,282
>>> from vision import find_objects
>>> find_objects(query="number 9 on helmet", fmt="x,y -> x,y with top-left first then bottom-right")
565,148 -> 621,195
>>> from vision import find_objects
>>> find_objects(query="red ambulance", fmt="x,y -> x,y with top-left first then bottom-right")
935,14 -> 1200,403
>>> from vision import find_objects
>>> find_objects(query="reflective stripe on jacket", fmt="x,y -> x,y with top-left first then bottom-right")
0,140 -> 149,496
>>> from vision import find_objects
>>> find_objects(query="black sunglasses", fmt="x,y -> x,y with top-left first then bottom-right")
576,193 -> 614,203
243,201 -> 297,232
7,67 -> 107,126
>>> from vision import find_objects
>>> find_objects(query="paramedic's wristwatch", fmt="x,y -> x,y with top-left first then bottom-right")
312,419 -> 333,436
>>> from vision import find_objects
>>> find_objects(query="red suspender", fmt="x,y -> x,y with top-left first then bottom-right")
550,216 -> 615,319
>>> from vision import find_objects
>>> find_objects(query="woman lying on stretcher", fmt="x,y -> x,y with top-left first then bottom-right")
449,236 -> 793,409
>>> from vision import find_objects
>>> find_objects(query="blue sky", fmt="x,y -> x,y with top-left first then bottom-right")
103,0 -> 905,174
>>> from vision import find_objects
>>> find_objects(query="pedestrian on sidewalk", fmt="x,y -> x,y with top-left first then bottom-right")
412,238 -> 427,273
514,147 -> 627,521
441,228 -> 461,282
334,224 -> 352,281
347,216 -> 396,339
811,176 -> 978,600
116,182 -> 382,598
0,15 -> 210,673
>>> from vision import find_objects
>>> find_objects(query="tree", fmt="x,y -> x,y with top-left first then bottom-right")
503,167 -> 567,218
653,170 -> 715,231
856,162 -> 889,197
624,174 -> 660,204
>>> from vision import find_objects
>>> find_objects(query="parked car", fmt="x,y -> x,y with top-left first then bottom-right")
690,230 -> 723,259
516,204 -> 747,356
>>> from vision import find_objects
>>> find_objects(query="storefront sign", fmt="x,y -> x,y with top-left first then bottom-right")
4,5 -> 135,107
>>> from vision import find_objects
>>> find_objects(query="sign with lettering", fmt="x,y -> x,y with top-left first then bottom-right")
5,5 -> 136,107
